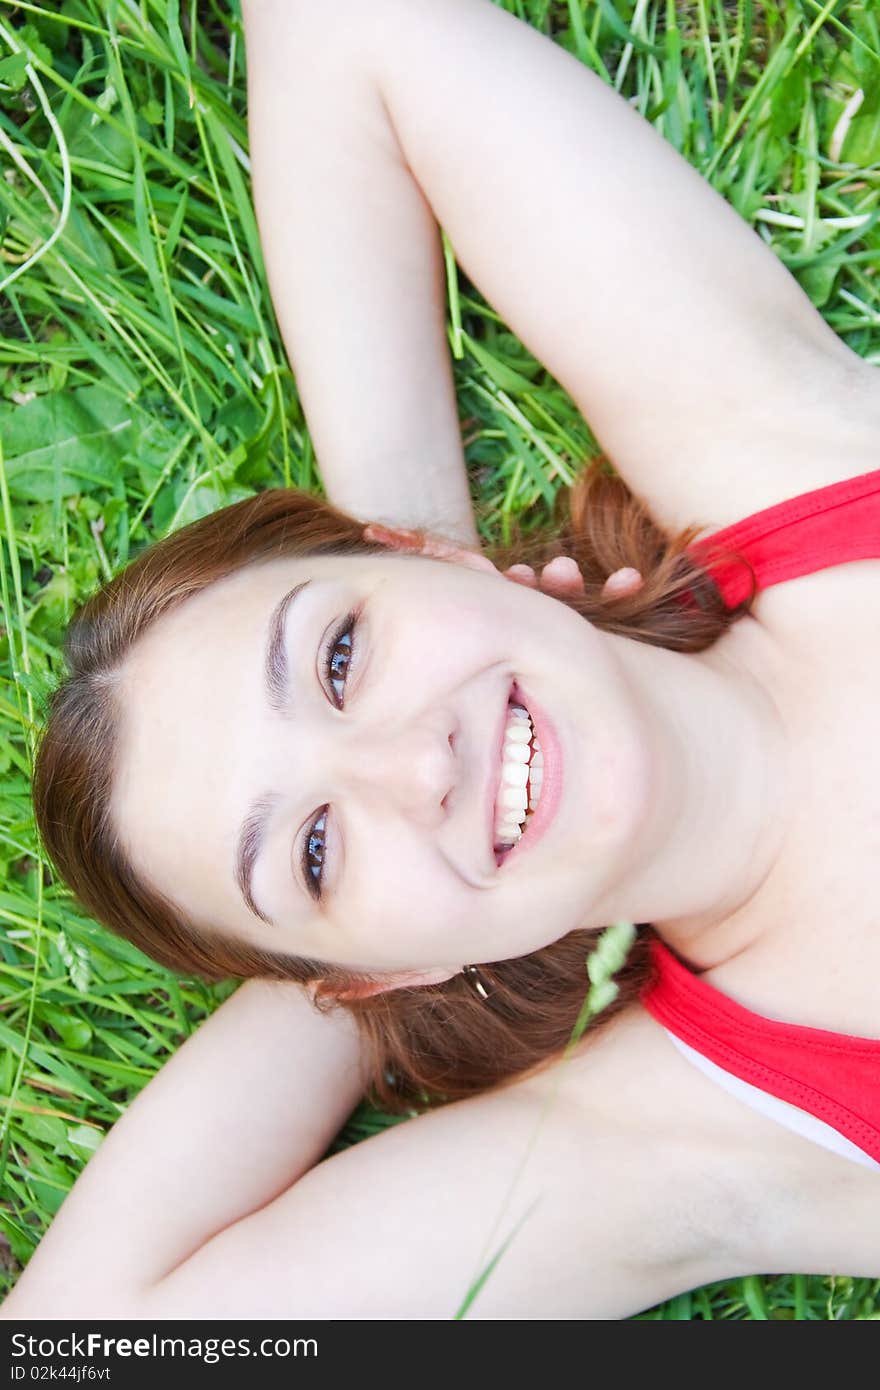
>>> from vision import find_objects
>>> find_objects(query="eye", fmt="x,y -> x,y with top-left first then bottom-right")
321,610 -> 358,709
302,611 -> 360,901
302,807 -> 328,902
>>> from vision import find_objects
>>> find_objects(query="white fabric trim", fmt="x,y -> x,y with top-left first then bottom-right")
664,1031 -> 880,1172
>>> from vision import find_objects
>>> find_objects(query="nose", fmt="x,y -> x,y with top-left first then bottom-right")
340,711 -> 457,828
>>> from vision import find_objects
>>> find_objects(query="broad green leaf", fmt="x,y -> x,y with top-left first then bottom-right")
19,1112 -> 67,1149
0,53 -> 28,89
40,1005 -> 93,1052
64,1124 -> 103,1160
796,262 -> 838,310
13,23 -> 52,68
842,90 -> 880,166
1,386 -> 134,502
770,64 -> 807,139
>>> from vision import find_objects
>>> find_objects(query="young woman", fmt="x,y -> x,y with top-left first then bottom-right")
4,0 -> 880,1319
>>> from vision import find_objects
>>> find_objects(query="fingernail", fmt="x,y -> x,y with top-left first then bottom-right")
604,567 -> 643,593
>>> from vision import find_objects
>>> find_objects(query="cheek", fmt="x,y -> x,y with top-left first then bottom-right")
399,579 -> 511,666
346,838 -> 478,953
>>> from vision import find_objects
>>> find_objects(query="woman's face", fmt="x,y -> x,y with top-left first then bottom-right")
111,550 -> 654,982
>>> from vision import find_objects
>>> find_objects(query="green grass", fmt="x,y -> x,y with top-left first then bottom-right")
1,0 -> 879,1318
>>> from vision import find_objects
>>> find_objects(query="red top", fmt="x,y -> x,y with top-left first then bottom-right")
683,466 -> 880,609
640,468 -> 880,1164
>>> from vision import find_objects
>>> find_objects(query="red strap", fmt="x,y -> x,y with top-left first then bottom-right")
649,471 -> 880,1158
641,938 -> 880,1163
684,468 -> 880,609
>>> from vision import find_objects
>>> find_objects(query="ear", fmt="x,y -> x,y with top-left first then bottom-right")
363,523 -> 500,578
309,965 -> 459,1004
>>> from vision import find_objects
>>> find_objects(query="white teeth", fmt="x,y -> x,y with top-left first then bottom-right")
495,700 -> 543,853
501,762 -> 529,788
504,724 -> 531,745
495,809 -> 534,850
503,742 -> 530,763
495,811 -> 524,838
498,785 -> 528,811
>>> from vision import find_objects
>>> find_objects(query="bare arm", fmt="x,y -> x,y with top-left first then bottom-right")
243,0 -> 870,543
244,0 -> 479,547
0,995 -> 759,1320
1,979 -> 367,1315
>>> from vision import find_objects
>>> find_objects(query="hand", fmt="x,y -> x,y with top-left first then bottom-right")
502,558 -> 643,601
362,524 -> 643,601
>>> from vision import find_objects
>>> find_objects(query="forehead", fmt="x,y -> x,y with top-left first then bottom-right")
109,555 -> 311,919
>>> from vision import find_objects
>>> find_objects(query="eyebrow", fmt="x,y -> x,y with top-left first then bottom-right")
233,579 -> 313,926
265,579 -> 312,714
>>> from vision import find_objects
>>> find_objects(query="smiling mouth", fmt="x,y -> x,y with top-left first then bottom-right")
492,693 -> 543,866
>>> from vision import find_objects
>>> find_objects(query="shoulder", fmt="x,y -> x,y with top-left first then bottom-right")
523,1006 -> 767,1254
128,1001 -> 870,1319
140,1006 -> 761,1318
556,1004 -> 880,1282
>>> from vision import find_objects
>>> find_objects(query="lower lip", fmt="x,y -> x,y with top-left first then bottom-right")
497,680 -> 563,869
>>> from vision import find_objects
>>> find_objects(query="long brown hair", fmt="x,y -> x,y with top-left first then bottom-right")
32,460 -> 756,1113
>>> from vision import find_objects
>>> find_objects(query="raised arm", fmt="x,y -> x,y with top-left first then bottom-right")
243,0 -> 875,544
0,979 -> 367,1316
244,0 -> 480,547
0,992 -> 765,1319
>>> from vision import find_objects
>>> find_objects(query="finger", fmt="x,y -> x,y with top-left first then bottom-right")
363,522 -> 459,559
602,567 -> 644,598
503,564 -> 537,587
363,523 -> 498,575
419,536 -> 462,558
436,546 -> 499,574
362,523 -> 424,552
538,555 -> 585,596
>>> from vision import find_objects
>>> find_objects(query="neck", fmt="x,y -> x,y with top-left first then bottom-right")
589,613 -> 795,967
